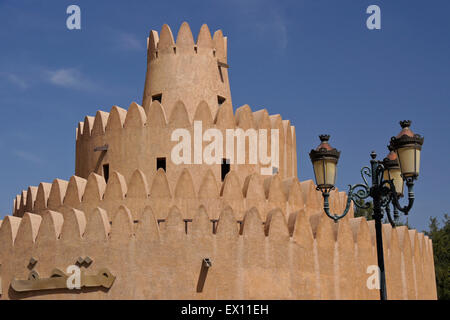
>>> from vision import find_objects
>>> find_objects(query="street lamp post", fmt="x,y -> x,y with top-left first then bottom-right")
309,120 -> 424,300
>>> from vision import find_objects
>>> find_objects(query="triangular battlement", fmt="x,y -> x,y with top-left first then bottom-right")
147,22 -> 227,61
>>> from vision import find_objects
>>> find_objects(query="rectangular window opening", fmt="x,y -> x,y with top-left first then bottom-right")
157,157 -> 166,172
221,158 -> 230,181
103,164 -> 110,183
218,95 -> 226,106
152,93 -> 162,103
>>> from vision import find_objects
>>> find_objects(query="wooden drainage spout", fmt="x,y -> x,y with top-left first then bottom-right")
196,258 -> 212,293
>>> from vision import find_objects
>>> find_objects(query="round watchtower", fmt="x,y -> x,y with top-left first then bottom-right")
142,22 -> 232,120
75,23 -> 298,190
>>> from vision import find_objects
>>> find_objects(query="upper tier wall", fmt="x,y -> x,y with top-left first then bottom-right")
75,100 -> 298,190
142,22 -> 232,118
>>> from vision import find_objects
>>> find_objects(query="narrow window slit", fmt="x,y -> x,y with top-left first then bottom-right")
103,164 -> 110,183
157,157 -> 166,172
221,158 -> 230,181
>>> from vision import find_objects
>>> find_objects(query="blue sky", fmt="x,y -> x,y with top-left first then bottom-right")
0,0 -> 449,232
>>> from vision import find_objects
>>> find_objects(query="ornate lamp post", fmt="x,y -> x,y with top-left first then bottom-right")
309,120 -> 424,300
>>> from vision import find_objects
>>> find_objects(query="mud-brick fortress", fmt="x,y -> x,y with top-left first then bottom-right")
0,22 -> 437,299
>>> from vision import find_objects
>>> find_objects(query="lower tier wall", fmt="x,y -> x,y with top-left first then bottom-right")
0,206 -> 437,300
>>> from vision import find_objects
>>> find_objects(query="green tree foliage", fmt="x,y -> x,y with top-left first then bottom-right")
354,199 -> 373,220
424,214 -> 450,300
384,206 -> 410,227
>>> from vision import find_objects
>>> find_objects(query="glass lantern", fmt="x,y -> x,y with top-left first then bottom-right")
389,120 -> 424,179
383,147 -> 404,196
309,135 -> 340,191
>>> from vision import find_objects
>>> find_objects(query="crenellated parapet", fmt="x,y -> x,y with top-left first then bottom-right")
146,23 -> 227,65
0,205 -> 436,299
74,100 -> 298,189
12,168 -> 350,223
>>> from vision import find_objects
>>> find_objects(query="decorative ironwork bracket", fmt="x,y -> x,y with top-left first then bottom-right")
319,161 -> 415,225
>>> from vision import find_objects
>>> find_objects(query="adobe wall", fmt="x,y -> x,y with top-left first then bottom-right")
0,205 -> 437,300
3,168 -> 437,299
74,101 -> 298,190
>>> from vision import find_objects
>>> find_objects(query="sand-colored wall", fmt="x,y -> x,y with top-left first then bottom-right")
0,205 -> 436,300
74,101 -> 298,190
3,168 -> 437,299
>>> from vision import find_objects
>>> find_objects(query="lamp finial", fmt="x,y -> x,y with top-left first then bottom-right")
319,134 -> 330,142
399,120 -> 411,129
